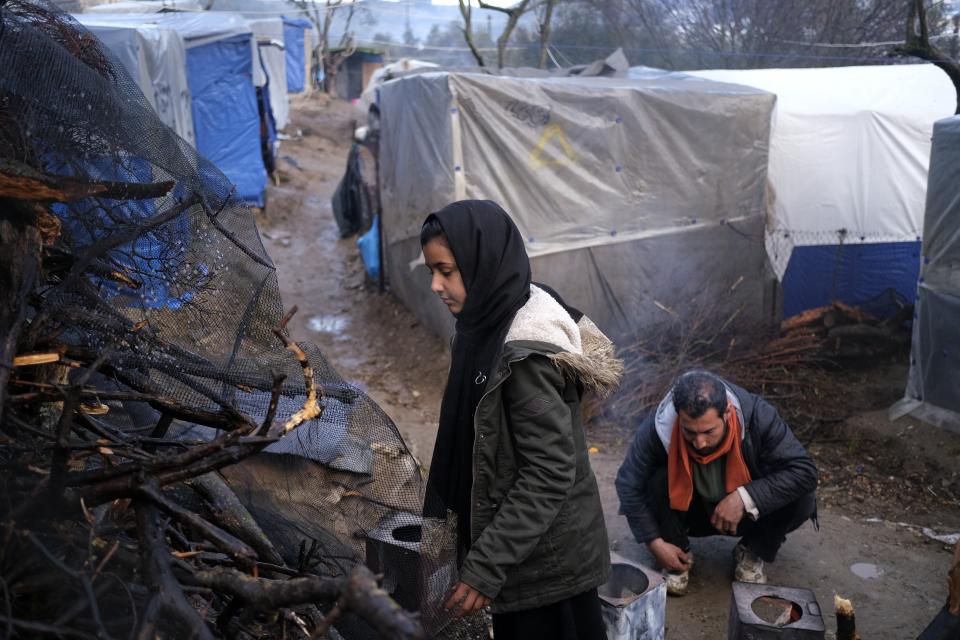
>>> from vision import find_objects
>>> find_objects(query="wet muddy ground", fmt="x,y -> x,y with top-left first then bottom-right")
256,94 -> 960,639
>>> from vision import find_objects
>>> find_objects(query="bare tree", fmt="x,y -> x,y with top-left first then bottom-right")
622,0 -> 922,69
537,0 -> 558,68
477,0 -> 535,68
892,0 -> 960,113
458,0 -> 487,66
622,0 -> 679,68
286,0 -> 350,93
324,3 -> 363,95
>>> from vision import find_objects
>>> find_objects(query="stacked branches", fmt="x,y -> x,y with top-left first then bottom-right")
588,280 -> 911,438
0,2 -> 427,638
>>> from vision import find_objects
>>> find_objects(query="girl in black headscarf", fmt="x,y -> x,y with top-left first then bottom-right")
421,200 -> 623,640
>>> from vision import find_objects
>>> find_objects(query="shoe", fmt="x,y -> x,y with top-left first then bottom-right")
665,569 -> 689,597
665,551 -> 693,597
733,542 -> 767,584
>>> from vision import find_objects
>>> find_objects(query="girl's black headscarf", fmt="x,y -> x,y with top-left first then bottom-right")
422,200 -> 531,561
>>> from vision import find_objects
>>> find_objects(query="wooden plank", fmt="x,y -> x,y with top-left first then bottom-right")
12,352 -> 61,367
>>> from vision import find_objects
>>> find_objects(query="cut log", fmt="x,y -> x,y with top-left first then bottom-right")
0,213 -> 42,426
950,541 -> 960,615
12,352 -> 61,367
189,472 -> 285,566
832,301 -> 877,325
834,595 -> 860,640
0,159 -> 174,202
781,305 -> 834,332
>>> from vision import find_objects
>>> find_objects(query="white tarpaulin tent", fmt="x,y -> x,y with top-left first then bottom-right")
683,65 -> 955,317
379,71 -> 778,340
892,116 -> 960,433
75,14 -> 195,146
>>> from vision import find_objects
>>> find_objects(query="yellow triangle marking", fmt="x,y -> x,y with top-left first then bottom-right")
530,123 -> 577,170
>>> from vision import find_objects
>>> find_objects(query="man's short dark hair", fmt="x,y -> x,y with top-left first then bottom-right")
672,370 -> 727,418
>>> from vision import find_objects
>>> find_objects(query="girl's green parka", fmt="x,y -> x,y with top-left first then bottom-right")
458,285 -> 624,613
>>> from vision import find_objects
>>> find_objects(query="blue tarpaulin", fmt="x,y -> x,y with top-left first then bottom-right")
781,241 -> 922,317
185,33 -> 267,206
48,156 -> 196,310
283,18 -> 310,93
357,215 -> 380,279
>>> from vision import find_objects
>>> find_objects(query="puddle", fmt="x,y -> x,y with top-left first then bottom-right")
307,315 -> 349,334
850,563 -> 884,579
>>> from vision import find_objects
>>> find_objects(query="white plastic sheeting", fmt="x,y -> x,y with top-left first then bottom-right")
891,116 -> 960,433
75,14 -> 196,146
379,71 -> 778,340
683,65 -> 955,280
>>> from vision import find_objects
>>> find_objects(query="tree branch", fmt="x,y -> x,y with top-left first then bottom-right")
272,306 -> 324,434
135,500 -> 216,640
537,0 -> 557,69
458,0 -> 486,66
891,0 -> 960,114
181,565 -> 425,639
137,479 -> 258,569
478,0 -> 532,67
949,540 -> 959,615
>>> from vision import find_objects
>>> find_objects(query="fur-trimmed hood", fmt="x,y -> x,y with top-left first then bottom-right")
504,285 -> 624,396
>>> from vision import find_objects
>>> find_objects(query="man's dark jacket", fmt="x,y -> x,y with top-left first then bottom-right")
615,379 -> 818,544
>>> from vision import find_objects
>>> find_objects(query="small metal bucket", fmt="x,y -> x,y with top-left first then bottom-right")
599,553 -> 666,640
727,582 -> 825,640
365,512 -> 423,611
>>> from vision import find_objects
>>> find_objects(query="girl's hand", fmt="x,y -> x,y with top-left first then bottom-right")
444,581 -> 491,618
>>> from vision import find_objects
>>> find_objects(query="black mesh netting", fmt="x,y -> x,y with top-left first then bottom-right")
0,2 -> 478,637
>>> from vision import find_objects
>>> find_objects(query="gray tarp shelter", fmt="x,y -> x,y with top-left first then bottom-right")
75,14 -> 196,146
891,116 -> 960,433
378,71 -> 778,341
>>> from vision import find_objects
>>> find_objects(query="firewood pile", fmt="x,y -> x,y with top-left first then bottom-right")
771,300 -> 912,363
0,3 -> 456,638
589,293 -> 912,429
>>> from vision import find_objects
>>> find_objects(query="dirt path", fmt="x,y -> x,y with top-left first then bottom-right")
255,94 -> 447,468
259,95 -> 960,639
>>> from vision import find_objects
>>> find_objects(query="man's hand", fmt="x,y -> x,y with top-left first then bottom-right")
648,538 -> 693,572
711,490 -> 746,535
445,581 -> 491,618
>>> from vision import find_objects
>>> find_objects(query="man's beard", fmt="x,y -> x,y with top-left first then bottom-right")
688,424 -> 728,457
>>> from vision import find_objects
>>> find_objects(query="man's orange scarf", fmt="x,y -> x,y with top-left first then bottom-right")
668,408 -> 752,511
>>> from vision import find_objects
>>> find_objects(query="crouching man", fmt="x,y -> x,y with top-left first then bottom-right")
615,370 -> 818,596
